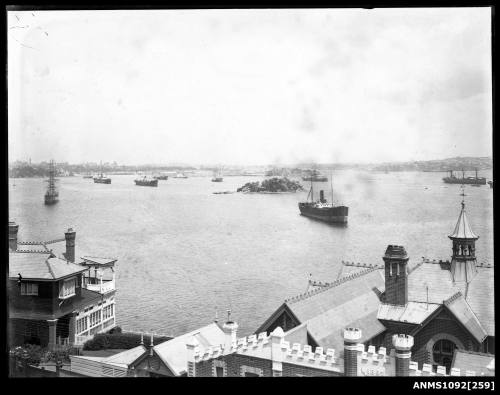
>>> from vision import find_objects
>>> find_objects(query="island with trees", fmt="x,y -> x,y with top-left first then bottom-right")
237,177 -> 304,193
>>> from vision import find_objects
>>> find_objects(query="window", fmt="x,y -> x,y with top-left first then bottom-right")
77,316 -> 88,334
59,277 -> 76,299
433,339 -> 457,373
20,282 -> 38,295
215,367 -> 224,377
89,310 -> 102,327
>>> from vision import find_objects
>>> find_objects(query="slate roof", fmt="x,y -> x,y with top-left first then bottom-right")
104,345 -> 147,366
276,268 -> 386,352
452,350 -> 495,376
408,263 -> 494,336
153,323 -> 225,376
9,252 -> 87,281
81,256 -> 117,266
377,302 -> 441,324
448,204 -> 479,239
444,293 -> 488,343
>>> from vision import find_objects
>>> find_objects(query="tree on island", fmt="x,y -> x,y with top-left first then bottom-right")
237,177 -> 303,193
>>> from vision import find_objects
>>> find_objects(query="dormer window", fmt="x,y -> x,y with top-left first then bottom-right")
59,277 -> 76,299
20,282 -> 38,296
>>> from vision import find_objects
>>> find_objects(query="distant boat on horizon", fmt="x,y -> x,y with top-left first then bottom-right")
211,168 -> 223,182
94,162 -> 112,184
134,176 -> 158,187
442,169 -> 486,185
174,172 -> 188,179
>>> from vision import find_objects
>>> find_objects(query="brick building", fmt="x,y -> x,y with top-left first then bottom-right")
185,320 -> 494,377
8,221 -> 118,350
256,198 -> 494,373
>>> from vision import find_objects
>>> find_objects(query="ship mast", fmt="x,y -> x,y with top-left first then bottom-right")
45,159 -> 58,197
330,171 -> 334,206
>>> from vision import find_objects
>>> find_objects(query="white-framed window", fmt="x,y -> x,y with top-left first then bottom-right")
89,310 -> 102,327
76,316 -> 88,334
59,277 -> 76,299
20,282 -> 39,296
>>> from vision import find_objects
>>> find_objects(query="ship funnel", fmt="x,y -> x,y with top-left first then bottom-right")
319,190 -> 326,203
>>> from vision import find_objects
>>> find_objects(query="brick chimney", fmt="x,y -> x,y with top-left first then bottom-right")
9,222 -> 19,251
64,228 -> 76,263
343,327 -> 362,376
392,334 -> 414,377
222,310 -> 238,354
383,245 -> 409,306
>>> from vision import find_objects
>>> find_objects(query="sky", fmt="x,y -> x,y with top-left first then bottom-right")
8,8 -> 492,166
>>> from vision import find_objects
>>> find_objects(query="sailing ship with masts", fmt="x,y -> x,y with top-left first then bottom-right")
44,160 -> 59,205
298,172 -> 348,223
93,162 -> 112,184
211,168 -> 223,182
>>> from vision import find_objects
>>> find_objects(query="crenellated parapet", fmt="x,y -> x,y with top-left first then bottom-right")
357,344 -> 395,376
409,362 -> 481,377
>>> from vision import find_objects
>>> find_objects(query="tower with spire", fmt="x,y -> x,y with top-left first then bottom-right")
448,186 -> 479,283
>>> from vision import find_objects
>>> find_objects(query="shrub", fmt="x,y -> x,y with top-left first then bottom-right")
83,333 -> 171,351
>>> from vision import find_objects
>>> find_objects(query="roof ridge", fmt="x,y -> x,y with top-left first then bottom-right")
44,256 -> 56,279
443,291 -> 463,305
285,267 -> 378,304
455,349 -> 495,357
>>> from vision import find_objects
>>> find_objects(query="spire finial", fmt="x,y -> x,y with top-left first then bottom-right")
460,184 -> 466,209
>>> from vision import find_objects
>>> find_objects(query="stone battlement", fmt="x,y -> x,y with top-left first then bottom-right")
409,362 -> 483,377
392,334 -> 414,350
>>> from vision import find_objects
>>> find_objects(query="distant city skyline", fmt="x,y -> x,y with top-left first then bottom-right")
8,8 -> 492,166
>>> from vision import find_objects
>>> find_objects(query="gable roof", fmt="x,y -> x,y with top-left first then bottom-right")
452,350 -> 495,376
263,268 -> 386,352
408,262 -> 494,336
444,292 -> 488,343
9,252 -> 87,281
153,323 -> 225,376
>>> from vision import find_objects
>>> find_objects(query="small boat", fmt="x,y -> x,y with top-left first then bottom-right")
94,162 -> 111,184
213,191 -> 234,194
299,173 -> 348,223
174,172 -> 188,179
488,180 -> 493,188
134,176 -> 158,187
44,160 -> 59,205
83,171 -> 93,179
153,174 -> 169,180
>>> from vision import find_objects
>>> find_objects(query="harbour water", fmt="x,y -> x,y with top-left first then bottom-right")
8,170 -> 493,337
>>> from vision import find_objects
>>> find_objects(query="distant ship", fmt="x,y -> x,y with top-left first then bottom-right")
94,162 -> 111,184
134,176 -> 158,187
83,171 -> 93,179
211,169 -> 223,182
174,172 -> 188,179
44,160 -> 59,205
298,174 -> 348,223
153,174 -> 169,180
442,169 -> 486,185
488,180 -> 493,189
302,169 -> 328,182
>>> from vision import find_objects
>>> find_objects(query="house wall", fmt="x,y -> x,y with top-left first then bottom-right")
9,318 -> 50,347
133,352 -> 176,377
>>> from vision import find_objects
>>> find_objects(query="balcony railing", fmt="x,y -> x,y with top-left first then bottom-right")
85,280 -> 115,294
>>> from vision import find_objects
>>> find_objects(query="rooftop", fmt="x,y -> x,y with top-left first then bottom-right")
448,203 -> 479,240
452,349 -> 495,376
9,252 -> 87,281
153,322 -> 225,376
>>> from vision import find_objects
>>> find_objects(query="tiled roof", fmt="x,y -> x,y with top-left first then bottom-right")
153,323 -> 225,376
452,350 -> 495,376
9,252 -> 87,281
283,268 -> 386,352
408,263 -> 494,336
377,302 -> 441,324
444,293 -> 488,343
448,204 -> 479,239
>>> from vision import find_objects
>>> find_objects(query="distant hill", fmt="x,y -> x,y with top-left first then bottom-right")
370,157 -> 492,172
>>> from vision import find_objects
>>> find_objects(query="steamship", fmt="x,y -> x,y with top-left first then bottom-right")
442,169 -> 486,185
93,162 -> 111,184
298,174 -> 348,223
